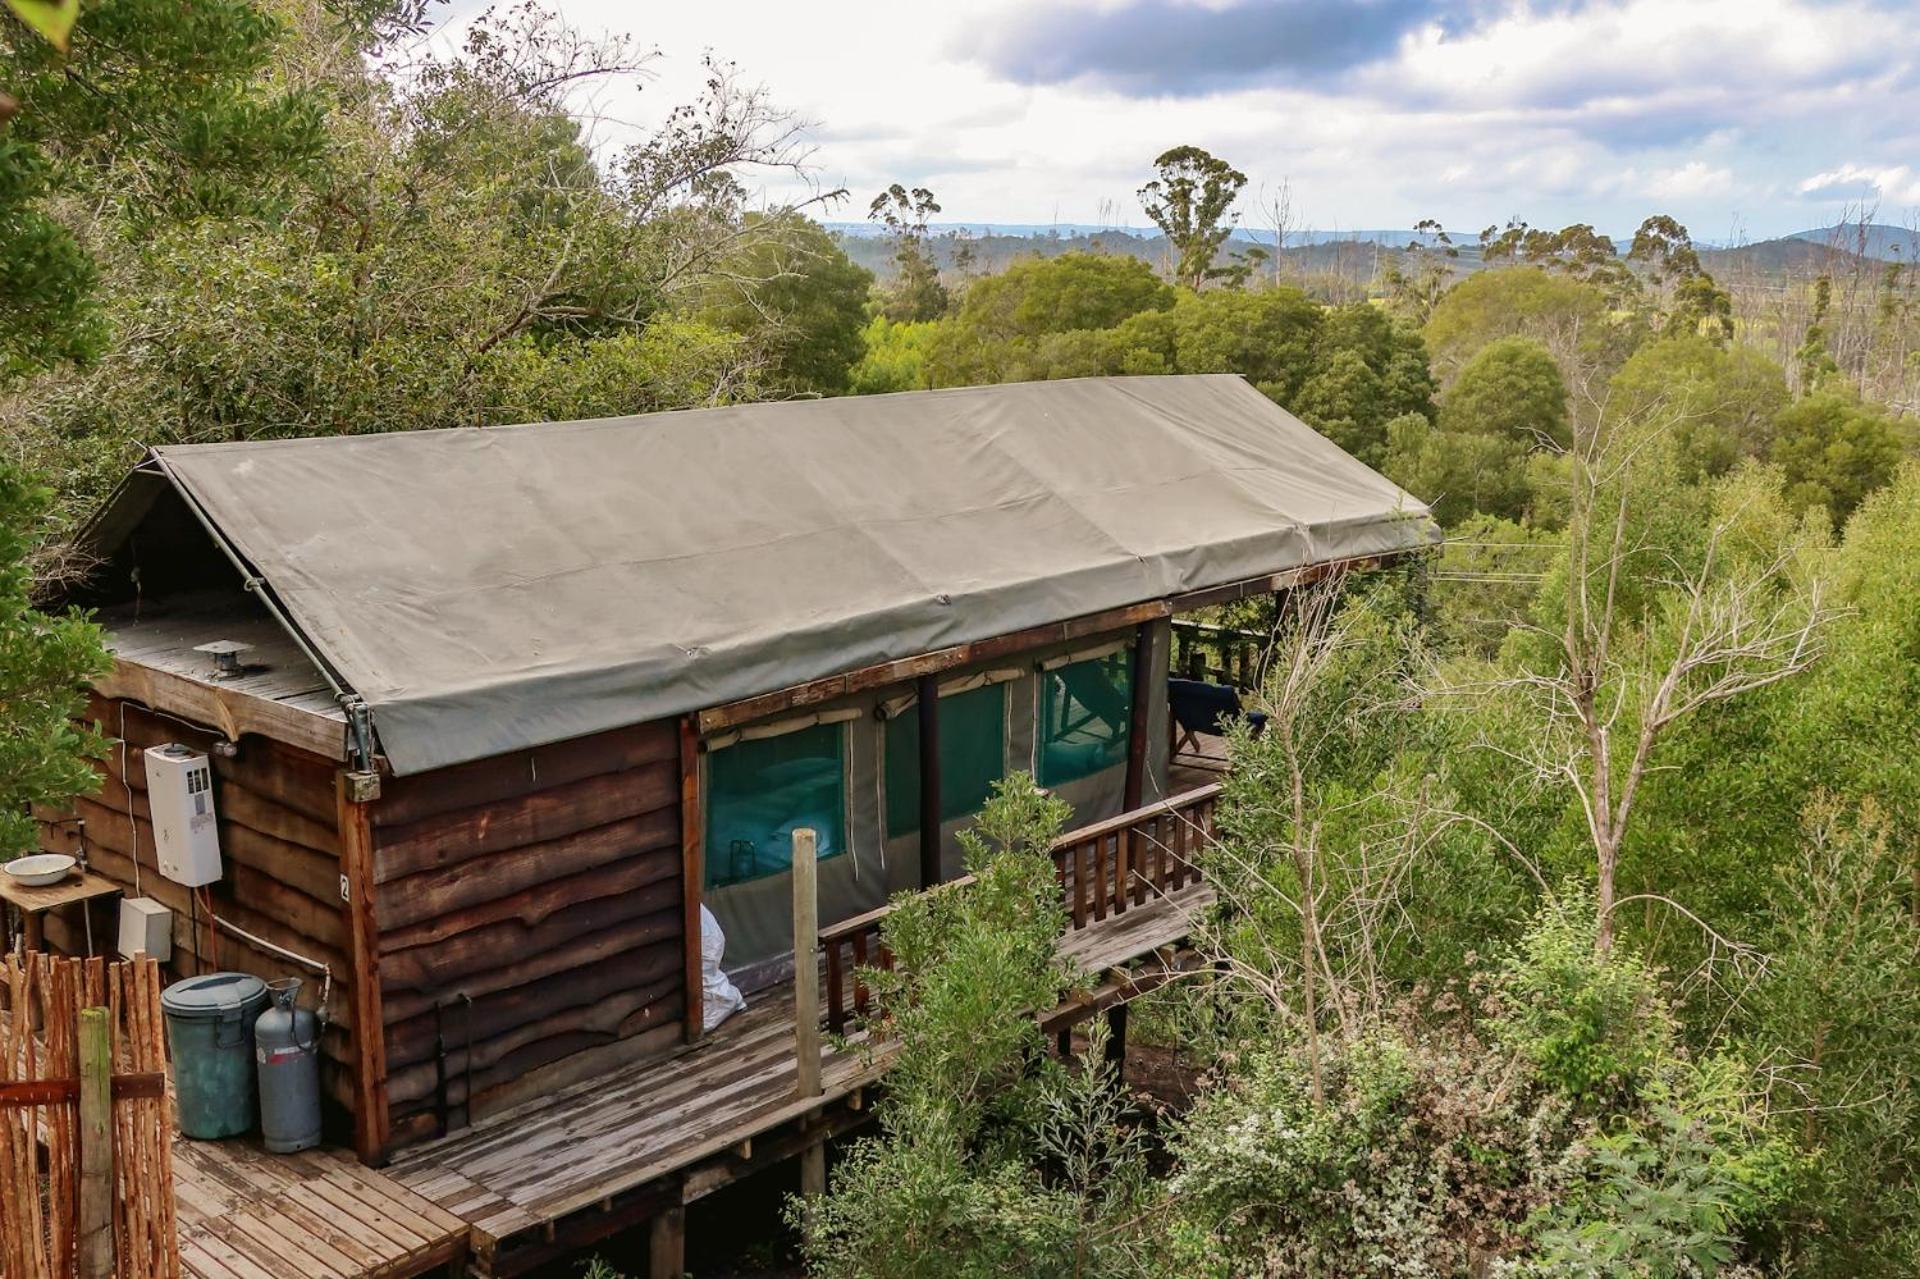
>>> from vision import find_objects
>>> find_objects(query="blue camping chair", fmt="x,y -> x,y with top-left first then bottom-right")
1167,678 -> 1268,757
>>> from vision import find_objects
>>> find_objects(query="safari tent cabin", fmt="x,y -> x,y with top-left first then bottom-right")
35,373 -> 1435,1164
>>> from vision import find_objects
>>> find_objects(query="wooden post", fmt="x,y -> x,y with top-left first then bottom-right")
77,1005 -> 113,1279
792,827 -> 821,1101
337,770 -> 392,1166
680,717 -> 705,1045
800,1136 -> 827,1199
792,825 -> 829,1201
649,1205 -> 685,1279
916,674 -> 941,890
1103,1002 -> 1129,1082
1122,624 -> 1154,908
1123,624 -> 1153,812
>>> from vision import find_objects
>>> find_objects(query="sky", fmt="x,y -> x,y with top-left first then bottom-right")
455,0 -> 1920,241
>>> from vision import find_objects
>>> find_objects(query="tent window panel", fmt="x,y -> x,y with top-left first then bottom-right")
884,684 -> 1008,838
1037,650 -> 1133,787
705,722 -> 847,890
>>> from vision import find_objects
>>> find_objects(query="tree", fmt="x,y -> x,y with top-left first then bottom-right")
1482,218 -> 1637,304
1439,336 -> 1570,449
1291,349 -> 1386,465
1,0 -> 329,384
1628,215 -> 1733,342
1161,286 -> 1321,399
1381,217 -> 1460,324
869,182 -> 949,322
923,252 -> 1172,386
798,778 -> 1157,1278
1137,145 -> 1246,291
1481,423 -> 1836,953
0,464 -> 109,859
1385,411 -> 1534,526
1424,266 -> 1622,384
1771,391 -> 1905,527
701,216 -> 872,395
1606,336 -> 1790,480
847,316 -> 937,394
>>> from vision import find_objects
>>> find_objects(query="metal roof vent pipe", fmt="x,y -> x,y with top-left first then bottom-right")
192,639 -> 255,680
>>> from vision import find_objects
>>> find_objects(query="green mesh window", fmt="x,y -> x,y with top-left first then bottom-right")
884,684 -> 1008,838
1037,650 -> 1133,787
705,722 -> 847,890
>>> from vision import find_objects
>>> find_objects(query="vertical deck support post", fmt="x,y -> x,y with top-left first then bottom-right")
792,826 -> 828,1200
916,673 -> 941,890
1103,1002 -> 1129,1084
650,1205 -> 686,1279
338,768 -> 391,1166
78,1005 -> 113,1279
680,717 -> 705,1046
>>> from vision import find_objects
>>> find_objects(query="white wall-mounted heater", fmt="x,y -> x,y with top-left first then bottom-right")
144,743 -> 223,887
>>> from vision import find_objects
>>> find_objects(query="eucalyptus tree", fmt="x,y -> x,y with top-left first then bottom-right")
1137,145 -> 1246,291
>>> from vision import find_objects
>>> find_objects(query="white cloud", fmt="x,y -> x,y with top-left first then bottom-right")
1647,163 -> 1735,201
1798,164 -> 1920,206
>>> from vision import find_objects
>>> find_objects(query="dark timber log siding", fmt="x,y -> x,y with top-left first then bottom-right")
368,718 -> 685,1150
32,695 -> 360,1126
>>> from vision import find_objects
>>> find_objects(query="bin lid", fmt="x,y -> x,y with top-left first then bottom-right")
161,972 -> 269,1020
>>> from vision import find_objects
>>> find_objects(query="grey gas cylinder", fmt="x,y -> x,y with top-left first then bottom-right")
254,978 -> 322,1153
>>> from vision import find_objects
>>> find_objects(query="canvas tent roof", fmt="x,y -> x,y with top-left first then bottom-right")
88,375 -> 1435,775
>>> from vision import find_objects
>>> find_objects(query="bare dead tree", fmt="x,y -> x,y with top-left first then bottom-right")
1451,387 -> 1839,954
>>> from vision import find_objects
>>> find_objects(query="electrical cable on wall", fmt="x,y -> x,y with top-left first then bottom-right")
119,702 -> 144,896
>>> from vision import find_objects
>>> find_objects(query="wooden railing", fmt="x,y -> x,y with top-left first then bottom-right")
819,783 -> 1223,1033
1171,619 -> 1268,690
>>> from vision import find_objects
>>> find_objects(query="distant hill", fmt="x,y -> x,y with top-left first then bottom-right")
1785,223 -> 1917,260
831,220 -> 1917,291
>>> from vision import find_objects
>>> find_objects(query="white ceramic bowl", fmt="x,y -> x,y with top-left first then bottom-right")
5,854 -> 77,887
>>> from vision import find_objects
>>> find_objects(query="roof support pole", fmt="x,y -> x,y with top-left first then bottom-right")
680,717 -> 705,1046
917,673 -> 941,890
337,769 -> 391,1165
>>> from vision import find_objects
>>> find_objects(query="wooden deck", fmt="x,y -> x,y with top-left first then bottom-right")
389,876 -> 1214,1276
0,1005 -> 466,1279
173,1137 -> 467,1279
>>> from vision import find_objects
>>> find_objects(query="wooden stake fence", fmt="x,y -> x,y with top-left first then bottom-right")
0,955 -> 179,1279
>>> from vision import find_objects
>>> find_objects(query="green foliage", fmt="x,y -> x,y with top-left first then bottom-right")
925,252 -> 1173,385
1,0 -> 324,385
1383,336 -> 1565,527
1384,411 -> 1532,526
848,315 -> 937,395
0,464 -> 109,858
1424,266 -> 1618,382
1492,888 -> 1675,1107
1169,1027 -> 1577,1278
1137,145 -> 1246,291
7,7 -> 820,531
800,777 -> 1159,1278
1439,336 -> 1569,449
1607,336 -> 1790,481
1172,898 -> 1796,1279
1770,390 -> 1905,527
0,137 -> 103,380
700,217 -> 872,394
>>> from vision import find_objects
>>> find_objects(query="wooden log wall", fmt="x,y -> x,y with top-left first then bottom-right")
31,694 -> 361,1131
367,718 -> 686,1151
